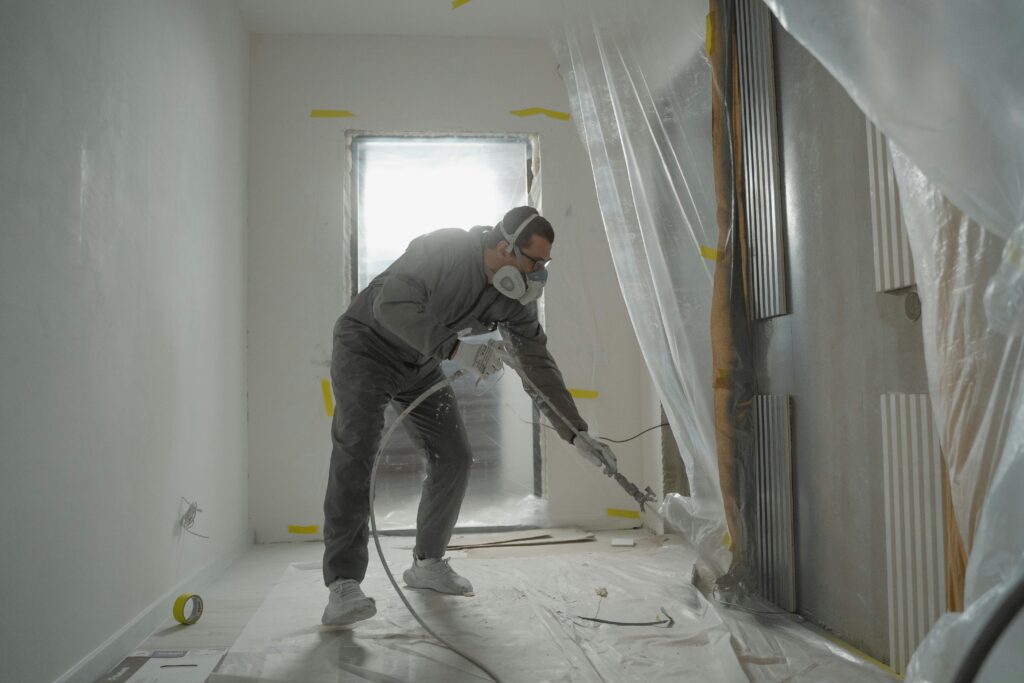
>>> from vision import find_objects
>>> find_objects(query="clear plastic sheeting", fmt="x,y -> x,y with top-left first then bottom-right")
208,535 -> 894,682
889,148 -> 1024,682
554,0 -> 730,577
984,223 -> 1024,337
762,1 -> 1024,245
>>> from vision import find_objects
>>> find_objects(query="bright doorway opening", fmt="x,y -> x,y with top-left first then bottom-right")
348,133 -> 545,531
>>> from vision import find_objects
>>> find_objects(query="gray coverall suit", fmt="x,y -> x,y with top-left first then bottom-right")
323,225 -> 587,586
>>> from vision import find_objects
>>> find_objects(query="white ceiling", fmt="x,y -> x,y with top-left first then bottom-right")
234,0 -> 562,38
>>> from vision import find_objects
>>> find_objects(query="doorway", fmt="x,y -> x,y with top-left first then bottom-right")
347,133 -> 544,531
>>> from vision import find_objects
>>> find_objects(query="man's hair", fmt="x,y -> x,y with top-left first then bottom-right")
484,206 -> 555,250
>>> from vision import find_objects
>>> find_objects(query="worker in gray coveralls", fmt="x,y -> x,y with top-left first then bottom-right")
321,206 -> 619,626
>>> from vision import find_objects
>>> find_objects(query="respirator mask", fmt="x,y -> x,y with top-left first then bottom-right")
492,212 -> 548,305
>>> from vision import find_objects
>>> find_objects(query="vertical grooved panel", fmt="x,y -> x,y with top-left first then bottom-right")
753,395 -> 795,611
866,120 -> 915,291
737,0 -> 788,319
881,393 -> 946,674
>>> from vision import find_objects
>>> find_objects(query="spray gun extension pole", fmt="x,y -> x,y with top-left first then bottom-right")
495,346 -> 658,511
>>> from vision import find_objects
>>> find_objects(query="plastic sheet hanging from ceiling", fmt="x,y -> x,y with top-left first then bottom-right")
759,1 -> 1024,681
553,0 -> 733,579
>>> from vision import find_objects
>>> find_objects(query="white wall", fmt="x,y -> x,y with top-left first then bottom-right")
248,34 -> 662,542
0,2 -> 249,682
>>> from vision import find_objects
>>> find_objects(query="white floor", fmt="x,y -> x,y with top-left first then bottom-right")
117,530 -> 897,683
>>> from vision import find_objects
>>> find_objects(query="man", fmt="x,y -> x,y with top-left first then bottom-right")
322,206 -> 618,626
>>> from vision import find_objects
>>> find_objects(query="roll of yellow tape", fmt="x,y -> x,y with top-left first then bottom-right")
173,593 -> 204,625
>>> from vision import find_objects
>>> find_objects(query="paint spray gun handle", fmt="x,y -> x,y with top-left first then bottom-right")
573,431 -> 619,475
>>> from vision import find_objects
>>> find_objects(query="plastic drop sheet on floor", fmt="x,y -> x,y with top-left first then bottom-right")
208,537 -> 895,683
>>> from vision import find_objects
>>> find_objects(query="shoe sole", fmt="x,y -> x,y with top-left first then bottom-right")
321,598 -> 377,626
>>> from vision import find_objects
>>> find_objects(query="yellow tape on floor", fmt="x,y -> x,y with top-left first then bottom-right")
821,631 -> 900,677
173,593 -> 204,625
288,525 -> 319,535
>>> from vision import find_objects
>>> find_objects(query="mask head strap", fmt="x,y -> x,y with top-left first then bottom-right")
498,211 -> 540,256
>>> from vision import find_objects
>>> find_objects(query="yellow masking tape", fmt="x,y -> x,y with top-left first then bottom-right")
510,107 -> 571,121
606,508 -> 641,520
452,0 -> 473,7
821,632 -> 899,676
288,525 -> 319,535
700,244 -> 723,261
310,109 -> 354,118
173,593 -> 203,625
569,388 -> 600,400
1008,241 -> 1022,268
321,378 -> 334,417
706,12 -> 716,57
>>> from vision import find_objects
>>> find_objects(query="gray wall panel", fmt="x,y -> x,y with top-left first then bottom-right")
754,22 -> 930,662
737,0 -> 788,319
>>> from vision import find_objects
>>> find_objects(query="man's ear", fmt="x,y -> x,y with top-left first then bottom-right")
496,240 -> 511,254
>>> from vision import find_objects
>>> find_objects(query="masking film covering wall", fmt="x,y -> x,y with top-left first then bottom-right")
555,0 -> 736,579
759,2 -> 1024,680
887,150 -> 1024,682
555,0 -> 1023,678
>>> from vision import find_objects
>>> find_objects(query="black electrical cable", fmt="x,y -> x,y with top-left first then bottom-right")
951,570 -> 1024,683
575,608 -> 675,627
597,423 -> 670,444
518,416 -> 670,444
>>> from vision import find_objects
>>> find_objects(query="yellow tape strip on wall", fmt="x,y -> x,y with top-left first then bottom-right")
706,12 -> 716,57
310,109 -> 355,118
288,525 -> 319,535
606,508 -> 641,520
568,388 -> 600,400
700,244 -> 723,261
452,0 -> 473,8
510,107 -> 571,121
321,378 -> 334,417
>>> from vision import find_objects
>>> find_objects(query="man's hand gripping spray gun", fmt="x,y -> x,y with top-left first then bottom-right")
492,344 -> 658,511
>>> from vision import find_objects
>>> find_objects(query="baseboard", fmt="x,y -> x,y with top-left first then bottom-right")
54,528 -> 253,683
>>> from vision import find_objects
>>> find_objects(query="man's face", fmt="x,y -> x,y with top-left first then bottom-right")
510,235 -> 552,274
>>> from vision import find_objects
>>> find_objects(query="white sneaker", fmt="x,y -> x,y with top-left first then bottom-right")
402,555 -> 474,595
322,579 -> 377,626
